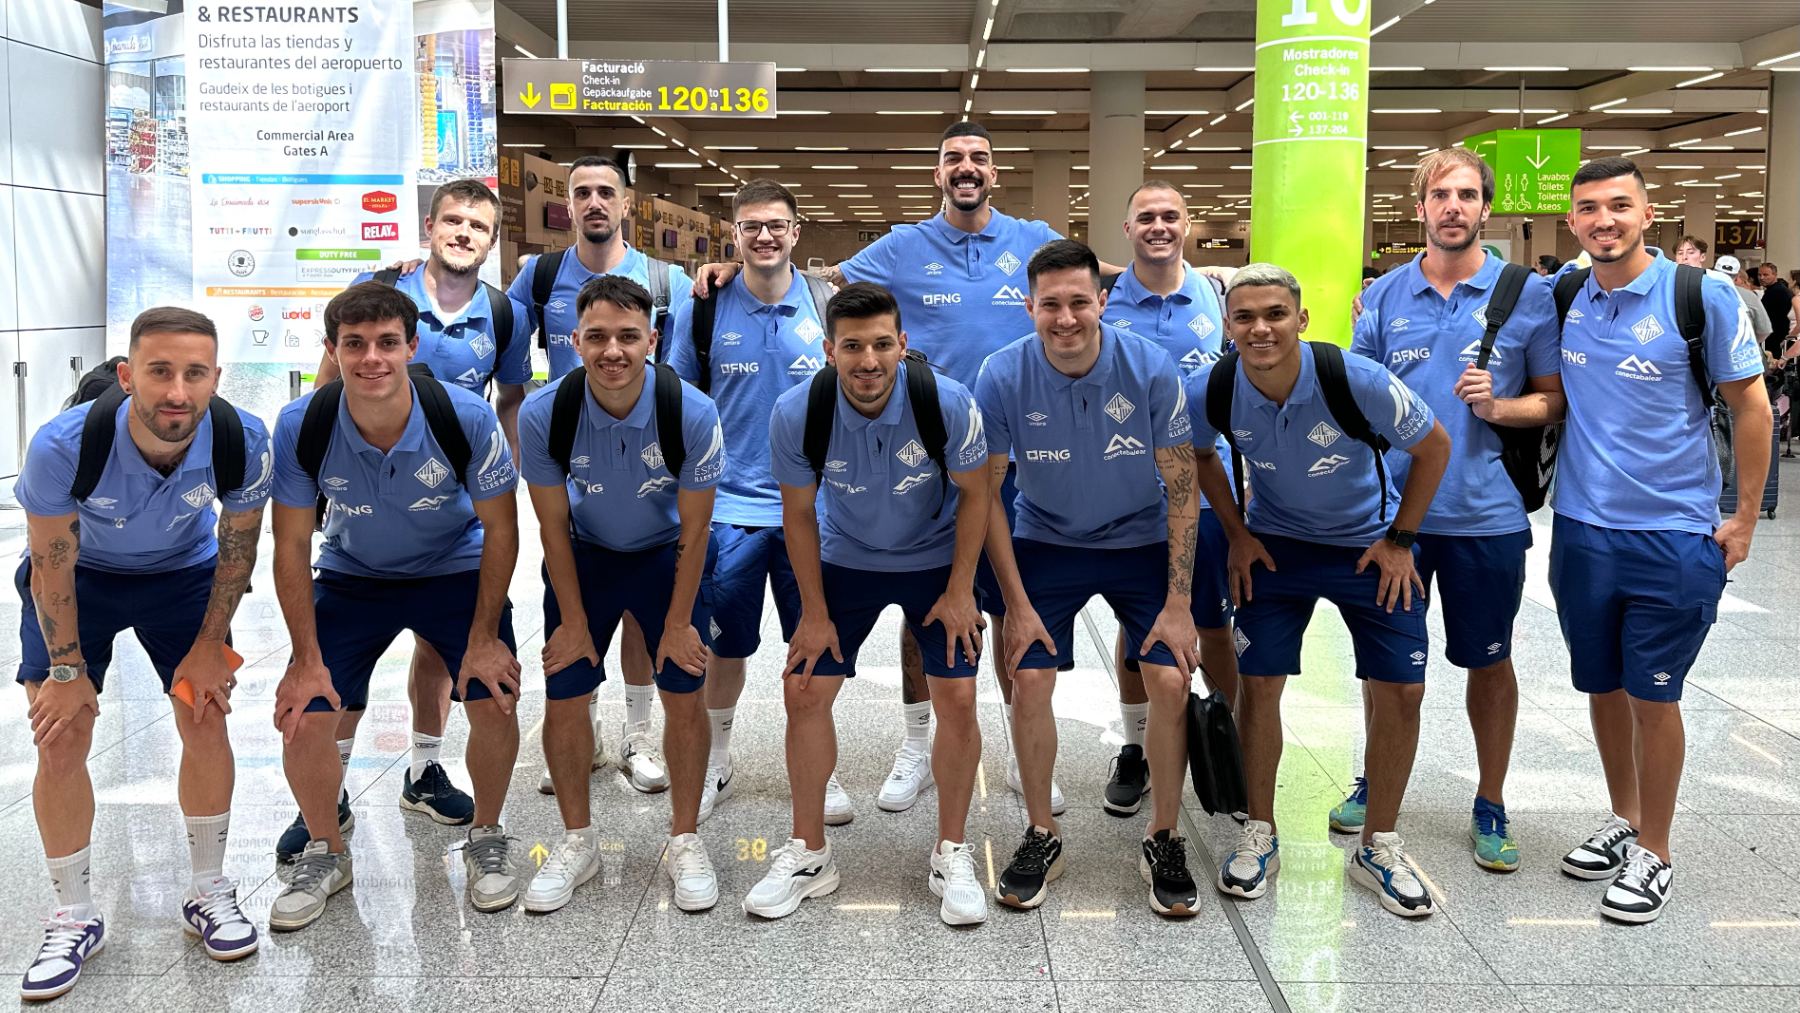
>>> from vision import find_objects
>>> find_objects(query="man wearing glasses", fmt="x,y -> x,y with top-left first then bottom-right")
664,179 -> 840,824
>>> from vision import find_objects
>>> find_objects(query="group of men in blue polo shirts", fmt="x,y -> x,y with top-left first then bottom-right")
13,124 -> 1770,999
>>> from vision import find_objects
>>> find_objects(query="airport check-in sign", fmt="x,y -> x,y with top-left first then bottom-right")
502,58 -> 777,118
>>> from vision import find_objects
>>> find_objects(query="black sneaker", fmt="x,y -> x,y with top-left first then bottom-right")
1103,744 -> 1150,817
996,826 -> 1064,910
276,792 -> 354,865
1140,828 -> 1200,917
400,761 -> 475,825
1601,844 -> 1674,924
1561,815 -> 1637,880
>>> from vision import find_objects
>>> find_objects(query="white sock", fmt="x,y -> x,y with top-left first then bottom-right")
1120,702 -> 1149,748
185,811 -> 229,895
625,683 -> 655,728
409,732 -> 443,780
46,846 -> 93,916
903,700 -> 932,749
708,707 -> 736,767
1001,701 -> 1015,760
337,737 -> 355,780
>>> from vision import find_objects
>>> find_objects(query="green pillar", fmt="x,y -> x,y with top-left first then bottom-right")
1250,0 -> 1372,348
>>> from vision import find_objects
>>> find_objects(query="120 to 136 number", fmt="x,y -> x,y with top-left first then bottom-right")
658,86 -> 771,113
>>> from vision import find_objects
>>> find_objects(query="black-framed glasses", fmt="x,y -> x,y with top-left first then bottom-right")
735,219 -> 794,237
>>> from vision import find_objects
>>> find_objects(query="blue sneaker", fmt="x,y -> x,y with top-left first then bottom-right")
19,910 -> 104,1001
1470,796 -> 1520,872
276,791 -> 354,865
400,761 -> 475,825
1329,776 -> 1369,833
1216,820 -> 1280,899
1348,831 -> 1437,918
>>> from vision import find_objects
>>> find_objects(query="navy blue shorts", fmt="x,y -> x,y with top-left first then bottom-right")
974,463 -> 1020,616
1192,509 -> 1234,630
542,538 -> 717,696
1234,533 -> 1430,684
779,562 -> 980,679
15,559 -> 217,692
305,568 -> 518,712
1549,515 -> 1725,702
1013,538 -> 1178,671
709,523 -> 802,660
1416,529 -> 1530,669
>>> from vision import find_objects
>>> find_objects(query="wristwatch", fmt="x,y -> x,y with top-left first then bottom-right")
48,664 -> 83,684
1384,526 -> 1417,549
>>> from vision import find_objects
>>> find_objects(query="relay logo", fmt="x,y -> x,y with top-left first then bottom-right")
362,222 -> 400,241
361,191 -> 398,214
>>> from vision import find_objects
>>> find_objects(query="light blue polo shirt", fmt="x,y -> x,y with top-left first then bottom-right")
1351,251 -> 1562,536
768,363 -> 987,571
506,245 -> 694,380
354,269 -> 533,392
1554,251 -> 1761,534
1187,342 -> 1437,548
976,325 -> 1191,549
16,401 -> 273,574
518,371 -> 725,552
665,266 -> 827,526
271,382 -> 517,578
840,210 -> 1062,389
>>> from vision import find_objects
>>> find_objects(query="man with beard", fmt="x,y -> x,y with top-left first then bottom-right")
14,307 -> 272,998
748,282 -> 991,925
1552,157 -> 1769,923
1349,148 -> 1564,873
1757,262 -> 1798,354
510,156 -> 693,803
281,179 -> 533,862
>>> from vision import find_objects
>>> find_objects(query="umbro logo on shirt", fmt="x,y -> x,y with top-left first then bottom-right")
1410,651 -> 1426,664
1566,307 -> 1585,321
1307,422 -> 1340,448
1631,314 -> 1666,344
181,484 -> 216,509
88,497 -> 118,509
924,262 -> 945,276
414,458 -> 451,489
826,459 -> 848,472
572,455 -> 591,469
323,476 -> 350,491
994,250 -> 1023,276
1388,317 -> 1410,332
548,299 -> 568,312
1615,355 -> 1663,381
1653,671 -> 1671,685
1233,429 -> 1254,440
720,330 -> 744,346
1027,411 -> 1050,426
1105,393 -> 1135,424
896,440 -> 929,468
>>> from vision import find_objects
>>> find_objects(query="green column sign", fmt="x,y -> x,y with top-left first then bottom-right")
1463,128 -> 1582,215
1250,0 -> 1372,349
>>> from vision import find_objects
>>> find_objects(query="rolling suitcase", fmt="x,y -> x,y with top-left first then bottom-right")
1720,412 -> 1780,519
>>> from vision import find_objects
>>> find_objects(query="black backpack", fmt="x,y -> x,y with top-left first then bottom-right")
370,268 -> 513,388
802,349 -> 950,517
65,356 -> 247,503
1205,341 -> 1393,519
1186,689 -> 1248,817
1553,263 -> 1722,481
1470,263 -> 1559,512
545,362 -> 688,481
529,250 -> 674,356
296,363 -> 471,522
688,271 -> 835,393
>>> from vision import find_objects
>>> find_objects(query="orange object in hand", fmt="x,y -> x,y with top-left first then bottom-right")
170,643 -> 244,707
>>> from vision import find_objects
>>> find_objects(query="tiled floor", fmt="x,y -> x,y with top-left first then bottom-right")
3,466 -> 1800,1012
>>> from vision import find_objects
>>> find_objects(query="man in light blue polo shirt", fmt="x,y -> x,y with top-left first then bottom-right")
977,240 -> 1203,919
663,179 -> 840,824
267,282 -> 526,931
518,275 -> 726,916
14,307 -> 271,999
748,282 -> 991,927
1099,180 -> 1235,819
300,179 -> 533,855
1551,157 -> 1769,924
1194,264 -> 1452,920
1349,149 -> 1565,875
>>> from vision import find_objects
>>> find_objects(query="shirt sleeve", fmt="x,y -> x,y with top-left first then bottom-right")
13,418 -> 80,518
666,264 -> 696,321
1518,276 -> 1564,379
1703,272 -> 1764,383
1185,367 -> 1222,450
1034,219 -> 1065,247
1352,360 -> 1436,451
1149,350 -> 1192,449
517,390 -> 564,488
940,382 -> 989,472
495,294 -> 534,385
840,230 -> 899,285
461,401 -> 518,500
973,356 -> 1012,458
270,401 -> 319,510
664,298 -> 699,383
220,411 -> 274,513
1349,298 -> 1381,359
766,394 -> 817,488
680,391 -> 726,491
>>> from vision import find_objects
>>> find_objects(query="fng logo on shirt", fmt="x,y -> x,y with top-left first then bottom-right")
1562,349 -> 1588,366
1390,348 -> 1430,364
923,293 -> 962,306
414,458 -> 451,489
1631,314 -> 1666,345
720,362 -> 760,375
1308,454 -> 1351,477
1025,448 -> 1070,462
994,250 -> 1023,276
181,484 -> 215,509
1615,355 -> 1663,381
1251,459 -> 1277,471
896,440 -> 929,468
1104,393 -> 1135,424
1103,434 -> 1146,460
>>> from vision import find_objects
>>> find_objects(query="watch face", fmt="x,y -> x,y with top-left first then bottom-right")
49,666 -> 78,683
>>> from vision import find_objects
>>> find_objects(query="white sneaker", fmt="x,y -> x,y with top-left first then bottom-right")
523,831 -> 601,913
619,720 -> 671,793
928,840 -> 988,926
878,745 -> 935,812
697,755 -> 735,825
665,833 -> 719,911
269,841 -> 353,931
537,721 -> 609,795
742,838 -> 839,919
463,825 -> 523,912
1006,758 -> 1067,816
824,773 -> 855,826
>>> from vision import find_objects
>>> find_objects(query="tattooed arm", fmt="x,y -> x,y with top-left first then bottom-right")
1147,442 -> 1201,674
26,512 -> 84,669
172,506 -> 264,720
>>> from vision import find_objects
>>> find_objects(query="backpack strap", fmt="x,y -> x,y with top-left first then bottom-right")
297,380 -> 343,526
410,369 -> 473,479
482,282 -> 514,377
372,267 -> 401,287
1552,267 -> 1590,331
71,384 -> 129,502
1204,350 -> 1245,517
547,367 -> 588,476
1672,263 -> 1715,409
803,366 -> 839,484
652,362 -> 687,480
1101,272 -> 1122,296
1474,263 -> 1531,371
531,249 -> 565,350
689,291 -> 720,395
802,272 -> 835,321
1309,341 -> 1393,521
902,350 -> 951,519
207,398 -> 246,497
644,257 -> 672,362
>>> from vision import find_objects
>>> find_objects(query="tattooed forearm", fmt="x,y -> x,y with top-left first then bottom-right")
673,541 -> 686,565
1168,525 -> 1196,598
1156,444 -> 1199,599
46,538 -> 72,569
47,640 -> 80,661
198,511 -> 262,641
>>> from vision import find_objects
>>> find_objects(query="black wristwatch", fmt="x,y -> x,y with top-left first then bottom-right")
1384,526 -> 1417,549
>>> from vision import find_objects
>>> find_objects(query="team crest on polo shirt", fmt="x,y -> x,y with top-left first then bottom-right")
795,318 -> 825,343
181,483 -> 215,509
469,333 -> 496,360
414,458 -> 451,489
1187,314 -> 1216,341
1632,315 -> 1665,344
897,440 -> 928,467
994,251 -> 1022,276
641,442 -> 664,471
1470,304 -> 1490,327
1104,393 -> 1135,424
1308,422 -> 1341,448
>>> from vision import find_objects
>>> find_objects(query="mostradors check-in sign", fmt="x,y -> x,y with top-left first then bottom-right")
501,59 -> 776,118
1464,128 -> 1582,215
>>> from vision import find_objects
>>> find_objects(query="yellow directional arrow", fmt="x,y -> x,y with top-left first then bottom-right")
519,82 -> 542,109
529,842 -> 549,867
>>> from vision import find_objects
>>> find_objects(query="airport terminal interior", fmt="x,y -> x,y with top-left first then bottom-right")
1,0 -> 1800,1009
